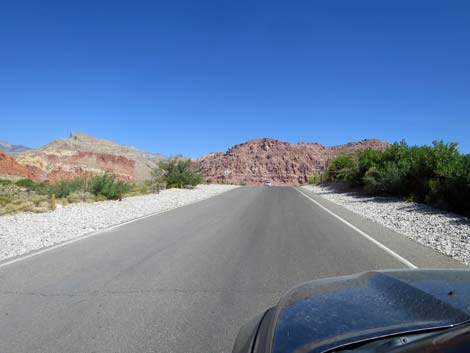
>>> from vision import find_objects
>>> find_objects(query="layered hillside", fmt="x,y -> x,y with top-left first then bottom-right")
0,152 -> 43,180
199,138 -> 390,185
15,133 -> 164,183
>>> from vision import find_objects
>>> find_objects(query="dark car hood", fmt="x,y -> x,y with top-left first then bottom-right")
270,270 -> 470,353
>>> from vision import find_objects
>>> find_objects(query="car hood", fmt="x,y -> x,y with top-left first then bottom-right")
270,270 -> 470,353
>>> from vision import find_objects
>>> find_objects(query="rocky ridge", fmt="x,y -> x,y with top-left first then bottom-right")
199,138 -> 390,185
15,133 -> 164,182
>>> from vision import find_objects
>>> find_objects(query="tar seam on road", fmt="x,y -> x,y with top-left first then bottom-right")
0,193 -> 231,271
295,187 -> 418,269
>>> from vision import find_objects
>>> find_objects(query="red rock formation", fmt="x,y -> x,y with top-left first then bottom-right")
0,152 -> 43,179
13,133 -> 157,183
15,151 -> 137,183
199,138 -> 390,185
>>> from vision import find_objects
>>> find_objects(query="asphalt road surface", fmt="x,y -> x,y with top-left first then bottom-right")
0,187 -> 465,353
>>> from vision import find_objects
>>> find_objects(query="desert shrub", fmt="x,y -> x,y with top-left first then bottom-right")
0,195 -> 13,207
327,141 -> 470,215
363,163 -> 407,195
91,174 -> 131,200
39,175 -> 133,201
0,179 -> 12,186
126,183 -> 151,197
67,191 -> 94,203
4,200 -> 34,214
94,194 -> 107,202
150,167 -> 166,193
326,155 -> 360,185
15,179 -> 37,189
308,175 -> 325,184
15,178 -> 50,194
49,178 -> 87,198
159,158 -> 204,188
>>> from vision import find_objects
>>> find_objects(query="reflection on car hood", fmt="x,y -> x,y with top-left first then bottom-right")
272,270 -> 470,353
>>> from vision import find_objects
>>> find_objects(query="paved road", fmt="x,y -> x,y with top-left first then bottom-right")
0,187 -> 465,353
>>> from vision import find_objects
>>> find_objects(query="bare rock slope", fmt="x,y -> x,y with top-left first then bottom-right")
15,133 -> 165,182
199,138 -> 389,185
0,152 -> 43,180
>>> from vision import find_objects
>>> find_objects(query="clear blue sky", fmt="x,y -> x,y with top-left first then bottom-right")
1,0 -> 469,157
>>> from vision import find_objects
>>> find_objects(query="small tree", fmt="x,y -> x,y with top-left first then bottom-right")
150,167 -> 166,194
159,158 -> 204,188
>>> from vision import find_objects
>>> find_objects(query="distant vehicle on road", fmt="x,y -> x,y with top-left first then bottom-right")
232,269 -> 470,353
264,181 -> 272,186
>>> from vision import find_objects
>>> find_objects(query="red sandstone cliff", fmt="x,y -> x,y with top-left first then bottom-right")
199,138 -> 390,185
0,152 -> 43,180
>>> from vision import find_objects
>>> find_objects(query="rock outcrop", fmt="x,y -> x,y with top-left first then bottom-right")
199,138 -> 390,185
14,133 -> 164,183
1,133 -> 389,185
0,152 -> 43,180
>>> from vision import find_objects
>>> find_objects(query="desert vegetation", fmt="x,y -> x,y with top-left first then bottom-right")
158,158 -> 204,188
0,175 -> 137,215
314,141 -> 470,216
0,158 -> 207,215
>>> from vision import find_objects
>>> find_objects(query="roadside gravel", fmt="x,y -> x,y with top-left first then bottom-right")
0,184 -> 239,262
302,185 -> 470,266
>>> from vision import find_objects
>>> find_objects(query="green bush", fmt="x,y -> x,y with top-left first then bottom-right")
308,175 -> 323,184
363,163 -> 407,195
46,175 -> 133,200
0,179 -> 13,186
326,141 -> 470,215
91,174 -> 131,200
15,179 -> 37,189
159,159 -> 204,188
15,179 -> 49,194
326,155 -> 362,186
49,178 -> 88,198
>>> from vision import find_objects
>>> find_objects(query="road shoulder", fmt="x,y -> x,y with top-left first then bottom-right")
296,186 -> 467,269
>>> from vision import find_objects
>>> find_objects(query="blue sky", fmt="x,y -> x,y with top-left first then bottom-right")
1,0 -> 469,157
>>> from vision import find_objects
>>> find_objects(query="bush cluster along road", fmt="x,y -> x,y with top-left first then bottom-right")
0,186 -> 465,353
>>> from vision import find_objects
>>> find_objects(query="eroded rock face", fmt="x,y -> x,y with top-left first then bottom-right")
13,133 -> 161,183
0,152 -> 43,179
199,138 -> 390,185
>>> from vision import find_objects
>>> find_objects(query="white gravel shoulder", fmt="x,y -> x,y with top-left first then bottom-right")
0,184 -> 239,262
302,185 -> 470,266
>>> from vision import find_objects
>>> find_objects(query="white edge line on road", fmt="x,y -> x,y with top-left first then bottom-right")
295,187 -> 418,269
0,190 -> 236,270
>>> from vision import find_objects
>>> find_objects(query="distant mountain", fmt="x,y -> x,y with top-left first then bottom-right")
15,133 -> 166,183
199,138 -> 390,185
0,141 -> 32,156
36,133 -> 165,161
2,133 -> 390,185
